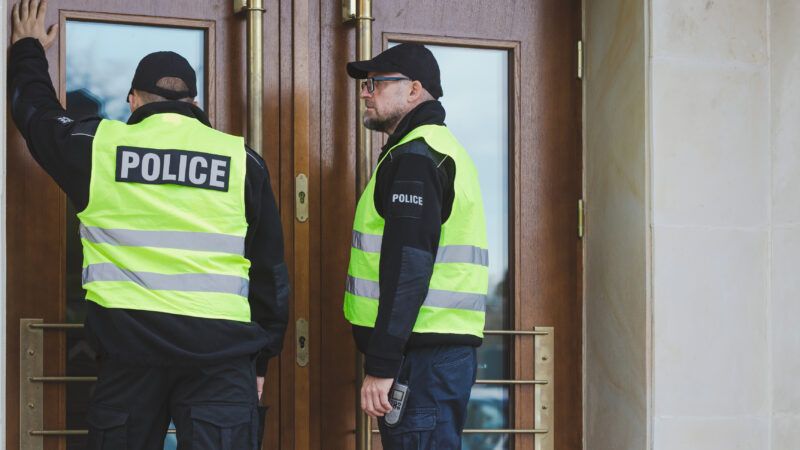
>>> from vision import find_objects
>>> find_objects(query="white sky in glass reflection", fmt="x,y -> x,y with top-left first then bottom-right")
66,21 -> 205,121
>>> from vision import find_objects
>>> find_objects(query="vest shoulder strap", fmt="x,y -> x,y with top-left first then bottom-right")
387,138 -> 449,167
70,117 -> 102,138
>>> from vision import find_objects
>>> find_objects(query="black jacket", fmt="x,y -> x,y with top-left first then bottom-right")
9,37 -> 289,375
353,101 -> 482,378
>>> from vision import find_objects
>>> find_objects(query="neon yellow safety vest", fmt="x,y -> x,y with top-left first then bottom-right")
77,112 -> 252,322
344,124 -> 488,337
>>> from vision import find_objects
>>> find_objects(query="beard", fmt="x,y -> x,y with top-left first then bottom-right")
363,108 -> 404,133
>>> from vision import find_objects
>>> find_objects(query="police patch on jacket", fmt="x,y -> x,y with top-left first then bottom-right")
389,180 -> 424,218
116,146 -> 231,192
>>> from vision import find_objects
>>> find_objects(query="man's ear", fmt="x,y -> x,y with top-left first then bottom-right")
408,80 -> 424,102
128,93 -> 137,112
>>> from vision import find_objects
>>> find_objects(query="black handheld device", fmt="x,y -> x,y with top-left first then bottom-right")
384,357 -> 410,428
384,381 -> 410,427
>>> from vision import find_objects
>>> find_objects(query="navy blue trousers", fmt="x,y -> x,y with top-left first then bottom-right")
86,357 -> 264,450
378,345 -> 478,450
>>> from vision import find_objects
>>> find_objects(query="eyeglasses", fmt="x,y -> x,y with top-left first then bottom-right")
360,76 -> 411,93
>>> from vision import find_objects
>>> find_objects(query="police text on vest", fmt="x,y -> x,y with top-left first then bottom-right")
389,180 -> 424,219
115,146 -> 231,192
392,193 -> 423,206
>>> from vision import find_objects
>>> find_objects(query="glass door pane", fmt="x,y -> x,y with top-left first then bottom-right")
390,42 -> 511,450
64,19 -> 207,450
66,21 -> 206,120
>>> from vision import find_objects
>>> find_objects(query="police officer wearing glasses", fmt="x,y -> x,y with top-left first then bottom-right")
345,43 -> 489,449
9,1 -> 289,448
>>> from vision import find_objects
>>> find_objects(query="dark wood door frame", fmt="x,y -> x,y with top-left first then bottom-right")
4,2 -> 285,448
4,1 -> 582,449
316,2 -> 583,449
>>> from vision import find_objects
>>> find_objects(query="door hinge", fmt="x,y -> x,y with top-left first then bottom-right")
577,40 -> 584,80
578,199 -> 585,238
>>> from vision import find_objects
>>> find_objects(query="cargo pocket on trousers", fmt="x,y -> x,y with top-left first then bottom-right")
86,405 -> 128,450
382,408 -> 437,449
190,404 -> 257,450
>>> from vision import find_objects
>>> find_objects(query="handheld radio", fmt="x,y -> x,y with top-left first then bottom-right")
384,357 -> 410,428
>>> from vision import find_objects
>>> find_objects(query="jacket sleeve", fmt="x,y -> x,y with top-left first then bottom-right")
364,140 -> 450,378
244,148 -> 290,376
8,37 -> 98,211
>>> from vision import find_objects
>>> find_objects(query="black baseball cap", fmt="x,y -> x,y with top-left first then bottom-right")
347,43 -> 443,99
128,51 -> 197,102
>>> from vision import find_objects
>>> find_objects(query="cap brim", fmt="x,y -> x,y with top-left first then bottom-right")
346,60 -> 398,79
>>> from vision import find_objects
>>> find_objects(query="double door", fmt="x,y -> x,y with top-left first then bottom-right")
5,1 -> 582,449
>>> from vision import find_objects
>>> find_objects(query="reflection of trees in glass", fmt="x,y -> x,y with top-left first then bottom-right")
477,268 -> 509,377
67,53 -> 129,121
66,21 -> 206,122
486,268 -> 509,330
463,386 -> 509,450
66,88 -> 105,118
463,269 -> 511,449
473,266 -> 510,355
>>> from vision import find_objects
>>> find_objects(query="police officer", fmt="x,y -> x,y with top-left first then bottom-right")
9,1 -> 289,448
345,43 -> 488,449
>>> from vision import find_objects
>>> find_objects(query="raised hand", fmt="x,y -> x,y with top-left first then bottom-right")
11,0 -> 58,49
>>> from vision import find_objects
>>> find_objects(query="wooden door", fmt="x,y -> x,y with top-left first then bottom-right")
4,1 -> 286,449
312,1 -> 583,449
5,1 -> 581,449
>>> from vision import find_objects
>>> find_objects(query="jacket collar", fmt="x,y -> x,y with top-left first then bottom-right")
127,101 -> 212,127
382,100 -> 446,151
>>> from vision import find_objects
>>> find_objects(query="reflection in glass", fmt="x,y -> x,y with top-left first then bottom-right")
66,21 -> 205,121
64,20 -> 206,450
390,43 -> 511,448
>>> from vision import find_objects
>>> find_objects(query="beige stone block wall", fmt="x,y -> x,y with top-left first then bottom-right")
770,1 -> 800,447
651,61 -> 769,226
586,1 -> 800,449
653,228 -> 768,416
649,1 -> 800,448
650,0 -> 775,449
584,0 -> 649,449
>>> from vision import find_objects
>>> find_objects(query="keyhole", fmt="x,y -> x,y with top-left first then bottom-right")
299,336 -> 306,349
299,191 -> 306,204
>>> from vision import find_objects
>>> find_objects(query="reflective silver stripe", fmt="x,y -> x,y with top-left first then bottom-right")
345,276 -> 485,312
435,245 -> 489,266
80,225 -> 245,255
351,231 -> 383,253
351,231 -> 488,267
83,263 -> 248,297
346,275 -> 381,299
424,289 -> 485,312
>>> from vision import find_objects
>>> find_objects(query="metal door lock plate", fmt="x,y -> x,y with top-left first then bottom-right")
296,174 -> 309,222
296,318 -> 309,367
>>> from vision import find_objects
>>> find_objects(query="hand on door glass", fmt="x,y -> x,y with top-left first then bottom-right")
360,375 -> 394,417
257,376 -> 264,401
11,0 -> 58,49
